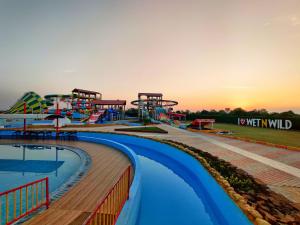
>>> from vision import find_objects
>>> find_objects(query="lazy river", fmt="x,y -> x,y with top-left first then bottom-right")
77,133 -> 252,225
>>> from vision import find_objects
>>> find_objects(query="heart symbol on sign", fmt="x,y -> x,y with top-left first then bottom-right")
240,119 -> 246,125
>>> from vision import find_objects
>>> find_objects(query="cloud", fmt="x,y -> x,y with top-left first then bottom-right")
63,69 -> 77,73
265,14 -> 300,27
223,86 -> 253,90
289,15 -> 300,26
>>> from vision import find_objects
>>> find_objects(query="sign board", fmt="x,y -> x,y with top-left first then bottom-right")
238,118 -> 292,130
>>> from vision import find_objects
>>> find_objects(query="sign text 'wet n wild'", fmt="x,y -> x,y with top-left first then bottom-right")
238,118 -> 293,130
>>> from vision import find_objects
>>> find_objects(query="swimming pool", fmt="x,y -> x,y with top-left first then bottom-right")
0,144 -> 89,194
0,144 -> 90,224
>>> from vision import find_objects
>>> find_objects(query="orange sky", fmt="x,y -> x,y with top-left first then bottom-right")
0,0 -> 299,113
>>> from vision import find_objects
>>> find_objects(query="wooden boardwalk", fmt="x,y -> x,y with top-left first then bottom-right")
0,139 -> 131,225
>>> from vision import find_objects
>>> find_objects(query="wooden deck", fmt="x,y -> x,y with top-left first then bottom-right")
0,139 -> 131,225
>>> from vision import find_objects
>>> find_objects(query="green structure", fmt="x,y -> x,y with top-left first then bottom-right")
8,92 -> 48,114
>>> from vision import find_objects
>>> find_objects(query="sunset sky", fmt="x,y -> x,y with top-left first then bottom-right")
0,0 -> 299,112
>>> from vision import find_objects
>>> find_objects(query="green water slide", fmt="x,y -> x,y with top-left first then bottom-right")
8,92 -> 48,114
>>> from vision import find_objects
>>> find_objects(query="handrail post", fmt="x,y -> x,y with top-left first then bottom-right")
23,102 -> 27,132
127,166 -> 131,200
45,178 -> 50,209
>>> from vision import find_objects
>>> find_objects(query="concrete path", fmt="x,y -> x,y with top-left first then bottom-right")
167,125 -> 300,179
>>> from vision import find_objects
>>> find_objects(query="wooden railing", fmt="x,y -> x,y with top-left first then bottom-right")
0,177 -> 49,225
84,166 -> 131,225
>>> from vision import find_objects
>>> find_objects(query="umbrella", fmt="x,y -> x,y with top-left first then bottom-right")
45,114 -> 64,120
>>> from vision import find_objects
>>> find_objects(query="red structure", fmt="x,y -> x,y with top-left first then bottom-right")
92,100 -> 126,110
55,102 -> 59,135
168,112 -> 186,120
191,119 -> 215,130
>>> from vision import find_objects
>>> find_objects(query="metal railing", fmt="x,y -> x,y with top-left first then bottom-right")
0,177 -> 49,225
84,166 -> 131,225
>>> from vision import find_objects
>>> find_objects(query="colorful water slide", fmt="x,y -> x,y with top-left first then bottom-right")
86,110 -> 105,124
155,107 -> 167,120
7,92 -> 48,114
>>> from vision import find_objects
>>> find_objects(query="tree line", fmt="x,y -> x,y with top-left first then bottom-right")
126,107 -> 300,120
125,107 -> 300,130
174,108 -> 300,121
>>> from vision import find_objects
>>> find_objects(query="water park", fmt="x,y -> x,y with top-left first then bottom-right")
1,88 -> 127,128
1,91 -> 189,129
3,0 -> 300,224
0,89 -> 300,225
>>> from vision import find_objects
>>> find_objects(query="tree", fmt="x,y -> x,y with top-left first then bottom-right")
229,108 -> 247,116
201,110 -> 209,115
280,110 -> 296,118
125,108 -> 138,117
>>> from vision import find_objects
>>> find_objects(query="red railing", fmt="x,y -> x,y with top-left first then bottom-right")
84,166 -> 132,225
0,177 -> 50,225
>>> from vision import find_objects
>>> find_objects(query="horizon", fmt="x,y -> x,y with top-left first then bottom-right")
1,0 -> 300,113
1,87 -> 299,115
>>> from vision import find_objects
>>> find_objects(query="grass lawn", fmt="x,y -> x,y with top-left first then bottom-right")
115,126 -> 168,133
213,123 -> 300,148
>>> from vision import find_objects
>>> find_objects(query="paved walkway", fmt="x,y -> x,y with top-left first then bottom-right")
65,124 -> 300,206
169,126 -> 300,179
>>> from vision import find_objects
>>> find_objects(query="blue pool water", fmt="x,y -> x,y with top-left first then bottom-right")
0,144 -> 84,193
137,156 -> 215,225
